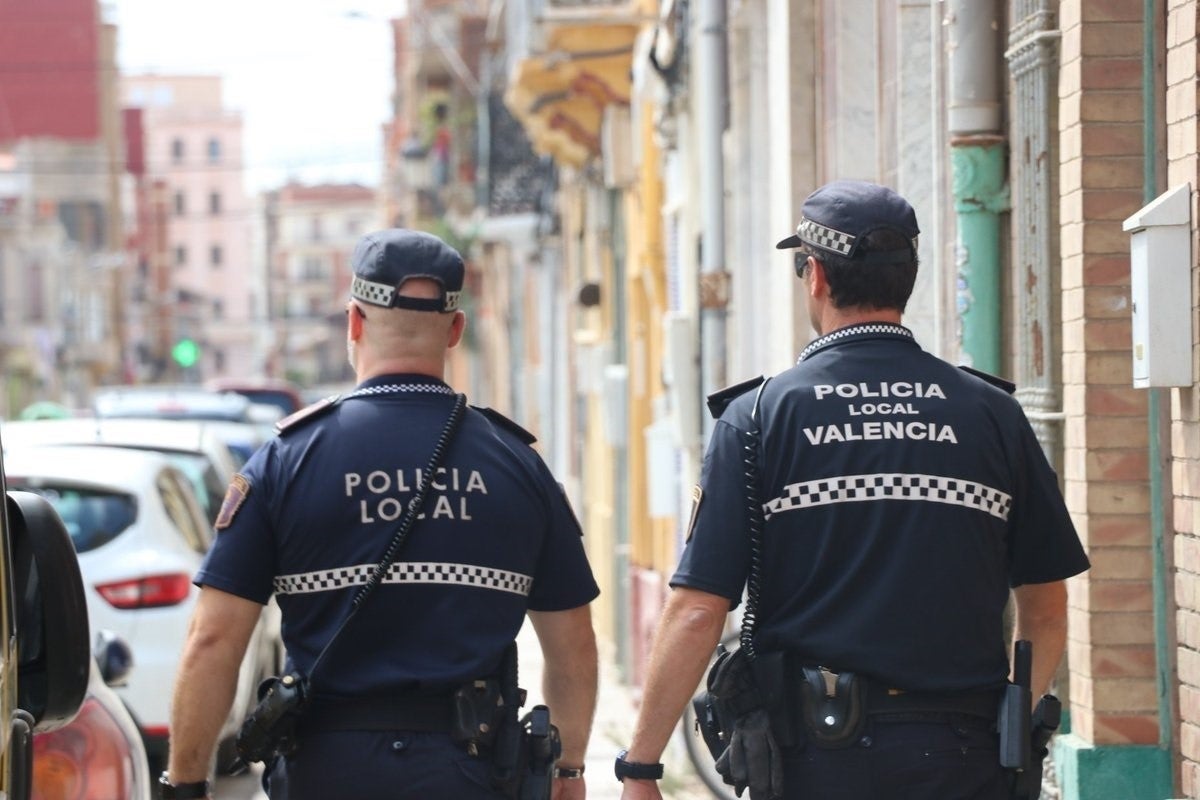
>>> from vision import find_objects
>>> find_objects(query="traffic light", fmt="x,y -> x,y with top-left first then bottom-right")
172,338 -> 200,368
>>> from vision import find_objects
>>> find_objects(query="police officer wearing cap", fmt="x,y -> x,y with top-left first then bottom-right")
618,181 -> 1089,800
164,229 -> 600,800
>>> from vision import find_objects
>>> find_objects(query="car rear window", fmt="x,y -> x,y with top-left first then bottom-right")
8,482 -> 136,553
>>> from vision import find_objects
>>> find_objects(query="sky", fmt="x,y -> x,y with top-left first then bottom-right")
105,0 -> 403,193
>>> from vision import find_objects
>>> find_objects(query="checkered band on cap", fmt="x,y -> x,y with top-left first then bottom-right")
797,217 -> 856,256
351,276 -> 462,312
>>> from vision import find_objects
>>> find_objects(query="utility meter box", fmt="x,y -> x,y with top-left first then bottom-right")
1122,183 -> 1194,388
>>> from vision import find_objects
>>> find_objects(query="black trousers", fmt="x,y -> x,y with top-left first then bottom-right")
263,730 -> 507,800
782,714 -> 1011,800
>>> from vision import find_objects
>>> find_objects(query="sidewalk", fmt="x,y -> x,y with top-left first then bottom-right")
517,622 -> 717,800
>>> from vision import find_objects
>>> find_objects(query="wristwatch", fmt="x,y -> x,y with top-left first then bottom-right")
554,764 -> 585,779
158,773 -> 211,799
614,749 -> 664,782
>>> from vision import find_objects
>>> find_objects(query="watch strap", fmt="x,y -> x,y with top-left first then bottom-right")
158,773 -> 210,799
554,764 -> 585,779
614,749 -> 664,781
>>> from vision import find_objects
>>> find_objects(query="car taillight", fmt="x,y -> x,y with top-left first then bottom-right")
95,573 -> 192,609
33,698 -> 134,800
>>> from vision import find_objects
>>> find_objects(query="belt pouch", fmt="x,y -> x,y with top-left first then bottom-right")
798,667 -> 866,749
451,678 -> 504,753
752,650 -> 797,747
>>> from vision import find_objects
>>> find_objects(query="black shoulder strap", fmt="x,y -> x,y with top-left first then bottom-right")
706,375 -> 765,421
307,393 -> 468,685
958,365 -> 1016,395
473,406 -> 537,445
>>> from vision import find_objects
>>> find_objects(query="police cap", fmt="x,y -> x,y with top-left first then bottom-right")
349,229 -> 465,313
775,180 -> 919,264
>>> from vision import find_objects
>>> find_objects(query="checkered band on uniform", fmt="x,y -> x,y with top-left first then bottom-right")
351,275 -> 461,312
273,561 -> 534,597
797,322 -> 912,363
763,473 -> 1013,522
344,383 -> 455,399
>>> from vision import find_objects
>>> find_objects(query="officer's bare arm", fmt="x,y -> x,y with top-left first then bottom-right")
1011,580 -> 1069,700
168,586 -> 263,783
528,605 -> 599,769
626,587 -> 728,765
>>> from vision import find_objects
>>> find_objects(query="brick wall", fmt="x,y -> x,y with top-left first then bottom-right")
1059,0 -> 1160,749
1165,0 -> 1200,792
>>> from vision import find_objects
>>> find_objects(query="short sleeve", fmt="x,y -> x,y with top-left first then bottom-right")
670,417 -> 753,604
194,444 -> 279,604
1006,421 -> 1090,586
525,469 -> 600,611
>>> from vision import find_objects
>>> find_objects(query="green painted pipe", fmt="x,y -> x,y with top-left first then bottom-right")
1143,0 -> 1172,757
951,138 -> 1009,375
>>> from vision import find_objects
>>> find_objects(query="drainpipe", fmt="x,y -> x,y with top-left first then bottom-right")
946,0 -> 1008,374
697,0 -> 728,437
1142,0 -> 1174,756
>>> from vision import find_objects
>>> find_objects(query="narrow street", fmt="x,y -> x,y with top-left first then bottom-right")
215,621 -> 717,799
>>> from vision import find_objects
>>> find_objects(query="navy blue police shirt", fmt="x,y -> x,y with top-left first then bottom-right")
674,323 -> 1089,693
196,374 -> 599,696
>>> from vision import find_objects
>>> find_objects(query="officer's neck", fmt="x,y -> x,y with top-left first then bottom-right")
814,305 -> 903,336
357,356 -> 446,383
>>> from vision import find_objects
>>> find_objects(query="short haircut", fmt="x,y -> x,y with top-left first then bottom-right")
803,228 -> 918,312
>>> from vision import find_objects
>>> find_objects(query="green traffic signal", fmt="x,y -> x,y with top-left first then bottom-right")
172,338 -> 200,368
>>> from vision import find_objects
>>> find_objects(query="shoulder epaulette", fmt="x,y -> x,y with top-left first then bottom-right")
274,395 -> 342,435
473,406 -> 537,445
706,375 -> 765,420
958,366 -> 1016,395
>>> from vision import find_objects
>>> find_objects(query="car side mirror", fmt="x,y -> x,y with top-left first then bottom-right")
93,629 -> 134,687
8,491 -> 90,732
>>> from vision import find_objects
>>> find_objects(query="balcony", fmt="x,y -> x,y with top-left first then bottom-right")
504,18 -> 640,167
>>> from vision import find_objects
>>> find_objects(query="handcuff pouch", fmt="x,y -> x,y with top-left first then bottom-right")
797,667 -> 866,749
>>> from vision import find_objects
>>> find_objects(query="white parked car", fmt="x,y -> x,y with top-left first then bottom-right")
4,446 -> 277,776
1,418 -> 241,527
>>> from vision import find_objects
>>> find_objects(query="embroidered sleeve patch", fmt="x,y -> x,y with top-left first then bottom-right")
685,484 -> 703,542
215,474 -> 251,531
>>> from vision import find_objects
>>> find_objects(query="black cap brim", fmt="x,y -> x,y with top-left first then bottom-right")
775,234 -> 802,250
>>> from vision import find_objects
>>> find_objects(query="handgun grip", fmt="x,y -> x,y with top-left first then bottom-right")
1013,640 -> 1032,689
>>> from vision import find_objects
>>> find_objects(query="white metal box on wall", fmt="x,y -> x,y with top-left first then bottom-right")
1122,183 -> 1195,388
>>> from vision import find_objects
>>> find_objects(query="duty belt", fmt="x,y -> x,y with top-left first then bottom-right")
299,692 -> 455,734
864,683 -> 1003,720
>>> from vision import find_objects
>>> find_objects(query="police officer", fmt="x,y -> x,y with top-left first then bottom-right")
618,181 -> 1089,800
163,229 -> 600,800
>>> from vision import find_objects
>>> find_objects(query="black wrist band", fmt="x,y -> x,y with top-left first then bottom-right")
614,749 -> 664,782
555,764 -> 585,779
158,773 -> 210,799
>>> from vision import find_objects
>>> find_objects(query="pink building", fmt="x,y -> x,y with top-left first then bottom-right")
121,75 -> 257,380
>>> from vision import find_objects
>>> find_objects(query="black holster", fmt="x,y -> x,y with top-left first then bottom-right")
481,643 -> 562,800
235,672 -> 309,764
1010,694 -> 1061,800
